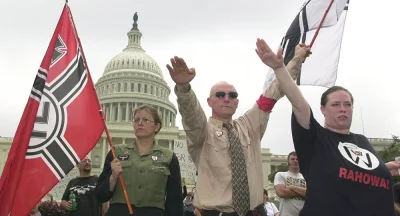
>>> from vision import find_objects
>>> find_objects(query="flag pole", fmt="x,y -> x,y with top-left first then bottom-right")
65,3 -> 134,215
309,0 -> 335,48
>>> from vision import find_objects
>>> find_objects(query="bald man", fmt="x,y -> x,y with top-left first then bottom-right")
167,43 -> 310,216
61,156 -> 109,216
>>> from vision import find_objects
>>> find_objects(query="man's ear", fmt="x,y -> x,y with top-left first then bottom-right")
207,97 -> 212,107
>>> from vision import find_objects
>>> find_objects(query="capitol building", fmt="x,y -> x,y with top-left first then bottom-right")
0,13 -> 393,202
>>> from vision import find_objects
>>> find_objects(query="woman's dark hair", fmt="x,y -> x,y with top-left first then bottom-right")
320,86 -> 354,107
133,104 -> 162,134
263,189 -> 268,197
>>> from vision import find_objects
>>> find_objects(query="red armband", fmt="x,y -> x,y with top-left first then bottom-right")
256,94 -> 277,112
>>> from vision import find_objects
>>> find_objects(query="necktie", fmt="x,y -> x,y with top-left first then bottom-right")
223,122 -> 250,216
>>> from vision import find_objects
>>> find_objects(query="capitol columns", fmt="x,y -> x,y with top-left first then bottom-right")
125,102 -> 129,122
169,140 -> 172,150
117,102 -> 121,122
108,103 -> 114,122
167,111 -> 170,127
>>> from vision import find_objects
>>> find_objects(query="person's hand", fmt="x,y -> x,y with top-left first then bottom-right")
386,161 -> 400,176
294,44 -> 312,62
166,56 -> 196,85
286,185 -> 294,191
255,38 -> 284,70
110,158 -> 123,180
65,201 -> 72,210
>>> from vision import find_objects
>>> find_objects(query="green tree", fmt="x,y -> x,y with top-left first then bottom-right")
378,135 -> 400,184
268,163 -> 288,183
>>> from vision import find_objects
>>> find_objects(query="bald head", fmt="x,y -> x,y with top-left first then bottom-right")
209,81 -> 237,97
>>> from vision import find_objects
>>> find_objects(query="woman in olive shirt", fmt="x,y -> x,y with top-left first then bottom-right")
95,105 -> 183,216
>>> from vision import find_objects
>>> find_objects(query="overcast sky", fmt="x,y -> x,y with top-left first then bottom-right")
0,0 -> 399,155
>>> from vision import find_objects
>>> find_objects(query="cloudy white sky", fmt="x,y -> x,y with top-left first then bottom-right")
0,0 -> 399,155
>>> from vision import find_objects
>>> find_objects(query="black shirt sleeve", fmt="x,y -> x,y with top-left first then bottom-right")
182,185 -> 187,201
393,183 -> 400,203
165,153 -> 183,216
61,180 -> 73,201
95,150 -> 115,203
291,108 -> 322,177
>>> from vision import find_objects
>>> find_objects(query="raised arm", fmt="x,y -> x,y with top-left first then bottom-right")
167,57 -> 207,166
255,39 -> 312,129
238,41 -> 310,140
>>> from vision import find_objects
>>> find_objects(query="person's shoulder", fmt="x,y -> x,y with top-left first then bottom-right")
276,171 -> 288,175
274,171 -> 287,179
393,182 -> 400,189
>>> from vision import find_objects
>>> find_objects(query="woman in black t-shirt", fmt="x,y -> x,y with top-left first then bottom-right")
255,38 -> 400,216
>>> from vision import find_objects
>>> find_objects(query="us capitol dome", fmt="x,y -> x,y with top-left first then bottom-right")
91,13 -> 184,169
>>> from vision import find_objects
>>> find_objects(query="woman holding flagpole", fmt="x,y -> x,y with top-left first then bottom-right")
255,38 -> 400,216
95,105 -> 183,216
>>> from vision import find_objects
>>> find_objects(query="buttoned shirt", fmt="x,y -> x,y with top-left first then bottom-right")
174,58 -> 302,213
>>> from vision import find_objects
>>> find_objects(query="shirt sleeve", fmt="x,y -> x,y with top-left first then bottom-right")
272,203 -> 279,214
174,84 -> 208,167
291,108 -> 322,177
165,153 -> 184,216
61,180 -> 73,201
182,185 -> 187,201
95,150 -> 114,203
274,172 -> 286,186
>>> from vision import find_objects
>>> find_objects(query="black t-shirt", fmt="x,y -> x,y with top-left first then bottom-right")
291,110 -> 394,216
62,175 -> 102,216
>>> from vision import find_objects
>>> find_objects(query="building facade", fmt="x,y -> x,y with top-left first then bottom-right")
0,14 -> 395,201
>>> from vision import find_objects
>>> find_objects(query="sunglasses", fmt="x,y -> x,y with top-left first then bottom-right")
214,91 -> 238,99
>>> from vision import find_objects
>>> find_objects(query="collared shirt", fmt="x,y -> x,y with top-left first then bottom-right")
174,57 -> 302,213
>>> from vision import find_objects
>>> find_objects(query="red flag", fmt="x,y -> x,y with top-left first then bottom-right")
0,4 -> 104,216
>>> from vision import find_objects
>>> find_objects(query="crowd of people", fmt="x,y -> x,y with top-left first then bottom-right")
31,39 -> 400,216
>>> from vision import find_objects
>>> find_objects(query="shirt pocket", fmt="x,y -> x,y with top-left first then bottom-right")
119,160 -> 134,185
236,123 -> 254,164
239,135 -> 254,164
148,166 -> 170,192
205,132 -> 231,168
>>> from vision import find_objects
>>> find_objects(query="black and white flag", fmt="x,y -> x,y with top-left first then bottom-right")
263,0 -> 350,90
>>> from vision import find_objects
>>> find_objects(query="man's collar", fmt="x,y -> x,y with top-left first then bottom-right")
208,117 -> 234,130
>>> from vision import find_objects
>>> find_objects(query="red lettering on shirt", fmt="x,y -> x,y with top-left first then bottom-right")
363,173 -> 371,184
338,167 -> 389,190
371,175 -> 380,187
354,171 -> 363,183
339,167 -> 347,178
346,169 -> 354,181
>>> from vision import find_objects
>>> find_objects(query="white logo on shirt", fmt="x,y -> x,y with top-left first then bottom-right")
70,184 -> 96,195
338,142 -> 379,170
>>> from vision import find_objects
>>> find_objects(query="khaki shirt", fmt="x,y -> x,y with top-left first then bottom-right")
174,58 -> 302,212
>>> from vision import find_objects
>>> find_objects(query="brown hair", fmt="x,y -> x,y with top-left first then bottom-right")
263,189 -> 268,197
320,86 -> 354,107
133,105 -> 162,134
287,151 -> 297,162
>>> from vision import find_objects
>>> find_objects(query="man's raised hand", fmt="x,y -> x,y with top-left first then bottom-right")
255,38 -> 284,70
166,56 -> 196,86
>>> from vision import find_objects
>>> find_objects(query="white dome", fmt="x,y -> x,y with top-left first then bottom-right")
102,23 -> 163,78
103,50 -> 163,78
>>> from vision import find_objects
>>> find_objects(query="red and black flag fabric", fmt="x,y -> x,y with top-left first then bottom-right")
0,4 -> 104,216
